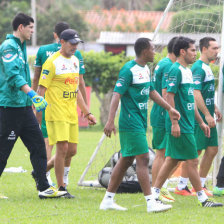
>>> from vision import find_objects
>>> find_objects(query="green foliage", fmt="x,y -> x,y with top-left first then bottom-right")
82,51 -> 133,94
0,1 -> 30,44
169,6 -> 222,33
36,3 -> 88,45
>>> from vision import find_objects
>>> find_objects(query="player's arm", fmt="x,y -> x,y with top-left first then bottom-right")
79,74 -> 87,105
149,90 -> 180,122
104,92 -> 120,138
166,92 -> 180,138
195,102 -> 210,138
214,104 -> 222,122
77,90 -> 96,125
194,90 -> 215,128
32,66 -> 42,91
162,88 -> 167,101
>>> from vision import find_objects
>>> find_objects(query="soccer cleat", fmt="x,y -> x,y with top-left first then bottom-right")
213,186 -> 224,196
147,198 -> 172,213
159,195 -> 174,203
160,187 -> 175,201
100,199 -> 127,211
199,198 -> 223,207
31,170 -> 39,190
0,193 -> 8,199
58,186 -> 75,199
39,186 -> 67,199
174,186 -> 193,196
192,186 -> 213,197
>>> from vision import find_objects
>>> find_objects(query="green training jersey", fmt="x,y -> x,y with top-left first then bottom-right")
150,57 -> 173,127
166,62 -> 195,134
114,60 -> 154,132
192,60 -> 215,125
34,42 -> 85,74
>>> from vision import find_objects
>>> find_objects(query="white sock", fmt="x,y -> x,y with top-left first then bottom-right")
46,171 -> 53,186
197,190 -> 208,202
145,194 -> 154,202
177,177 -> 189,190
63,167 -> 70,186
162,179 -> 169,188
151,187 -> 160,199
104,191 -> 115,200
200,177 -> 206,188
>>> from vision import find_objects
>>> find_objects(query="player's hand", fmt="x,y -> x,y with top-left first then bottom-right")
27,90 -> 48,112
168,107 -> 181,122
171,123 -> 180,138
85,113 -> 96,125
104,121 -> 116,138
215,107 -> 222,122
199,122 -> 210,138
205,114 -> 215,128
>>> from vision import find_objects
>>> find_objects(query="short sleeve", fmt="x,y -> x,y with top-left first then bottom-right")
114,67 -> 132,95
34,47 -> 43,67
162,64 -> 172,89
38,59 -> 55,88
75,50 -> 85,74
192,67 -> 205,90
167,67 -> 181,94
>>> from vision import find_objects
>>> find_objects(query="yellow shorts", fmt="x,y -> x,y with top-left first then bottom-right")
46,121 -> 79,145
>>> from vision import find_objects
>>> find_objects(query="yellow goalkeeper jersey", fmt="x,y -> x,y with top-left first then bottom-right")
39,51 -> 79,124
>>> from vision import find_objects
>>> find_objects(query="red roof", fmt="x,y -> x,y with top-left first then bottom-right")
80,9 -> 175,33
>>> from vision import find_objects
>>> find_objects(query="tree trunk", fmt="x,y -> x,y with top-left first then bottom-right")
100,89 -> 113,125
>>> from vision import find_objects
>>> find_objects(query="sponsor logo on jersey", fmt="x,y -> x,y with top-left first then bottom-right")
139,73 -> 144,79
46,51 -> 54,57
194,80 -> 201,85
63,90 -> 78,98
116,83 -> 122,87
188,87 -> 194,95
141,87 -> 150,95
42,75 -> 46,79
169,83 -> 175,86
4,53 -> 13,58
74,62 -> 78,69
64,77 -> 79,85
61,64 -> 67,70
43,69 -> 49,75
208,84 -> 215,92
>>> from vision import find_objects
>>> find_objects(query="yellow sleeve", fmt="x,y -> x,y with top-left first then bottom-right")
38,58 -> 55,88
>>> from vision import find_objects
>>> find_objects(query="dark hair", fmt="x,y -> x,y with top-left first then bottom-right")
167,36 -> 178,53
173,36 -> 195,57
134,38 -> 151,57
54,22 -> 70,37
12,13 -> 34,31
199,37 -> 216,52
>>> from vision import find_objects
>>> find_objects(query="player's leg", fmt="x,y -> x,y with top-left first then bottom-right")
100,154 -> 135,211
20,107 -> 66,198
213,156 -> 224,196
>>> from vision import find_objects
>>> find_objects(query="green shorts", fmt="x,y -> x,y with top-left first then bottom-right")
152,127 -> 166,150
165,133 -> 198,160
41,110 -> 48,138
119,132 -> 149,157
194,125 -> 218,150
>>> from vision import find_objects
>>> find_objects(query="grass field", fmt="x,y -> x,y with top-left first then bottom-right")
0,93 -> 224,224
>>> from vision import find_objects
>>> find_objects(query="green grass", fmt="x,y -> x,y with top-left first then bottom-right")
1,93 -> 224,224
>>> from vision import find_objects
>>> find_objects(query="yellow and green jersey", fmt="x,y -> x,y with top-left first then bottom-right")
39,51 -> 79,124
191,60 -> 215,125
166,62 -> 195,134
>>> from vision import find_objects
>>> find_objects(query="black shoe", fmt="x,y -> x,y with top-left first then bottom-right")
58,186 -> 75,199
199,198 -> 223,207
31,170 -> 39,190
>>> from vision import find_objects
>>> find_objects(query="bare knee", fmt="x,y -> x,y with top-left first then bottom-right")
136,153 -> 149,168
186,158 -> 199,168
205,147 -> 218,158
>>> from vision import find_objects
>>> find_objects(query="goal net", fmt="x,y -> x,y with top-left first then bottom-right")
78,0 -> 224,188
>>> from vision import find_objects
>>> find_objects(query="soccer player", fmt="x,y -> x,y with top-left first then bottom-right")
151,36 -> 223,207
0,13 -> 66,199
100,37 -> 181,213
36,29 -> 96,198
175,37 -> 222,197
150,37 -> 178,202
32,22 -> 87,187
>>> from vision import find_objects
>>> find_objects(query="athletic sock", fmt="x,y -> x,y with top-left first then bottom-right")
104,191 -> 115,200
177,177 -> 189,190
200,177 -> 206,188
162,179 -> 169,189
197,190 -> 208,202
151,187 -> 160,199
46,171 -> 53,186
63,167 -> 70,186
145,194 -> 154,202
